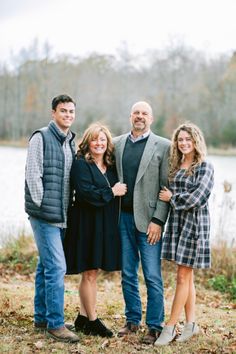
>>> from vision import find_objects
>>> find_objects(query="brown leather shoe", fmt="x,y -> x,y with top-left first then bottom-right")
142,328 -> 161,344
118,322 -> 139,337
34,322 -> 74,332
47,326 -> 80,343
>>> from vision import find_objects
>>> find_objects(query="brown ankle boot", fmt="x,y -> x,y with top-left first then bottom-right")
47,326 -> 80,343
118,322 -> 139,337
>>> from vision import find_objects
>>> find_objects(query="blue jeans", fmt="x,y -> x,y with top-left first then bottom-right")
119,212 -> 164,330
29,217 -> 66,330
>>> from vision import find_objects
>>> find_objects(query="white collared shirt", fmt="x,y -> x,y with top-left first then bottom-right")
129,130 -> 150,143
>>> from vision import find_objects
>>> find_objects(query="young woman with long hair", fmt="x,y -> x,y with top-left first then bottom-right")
155,122 -> 214,346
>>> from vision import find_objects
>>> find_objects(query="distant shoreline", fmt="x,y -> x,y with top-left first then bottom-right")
1,141 -> 236,156
207,147 -> 236,156
0,140 -> 28,148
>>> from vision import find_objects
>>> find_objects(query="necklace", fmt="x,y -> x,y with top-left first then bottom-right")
96,163 -> 107,174
94,163 -> 110,187
94,159 -> 107,174
103,172 -> 111,187
181,157 -> 194,169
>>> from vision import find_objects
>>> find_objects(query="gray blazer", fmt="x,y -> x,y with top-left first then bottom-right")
113,132 -> 170,233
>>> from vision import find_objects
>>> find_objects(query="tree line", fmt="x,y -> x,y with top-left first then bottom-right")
1,40 -> 236,146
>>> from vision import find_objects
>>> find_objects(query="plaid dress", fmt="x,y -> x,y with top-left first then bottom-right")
161,161 -> 214,268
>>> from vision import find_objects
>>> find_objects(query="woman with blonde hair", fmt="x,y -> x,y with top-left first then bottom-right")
64,122 -> 127,337
155,122 -> 214,346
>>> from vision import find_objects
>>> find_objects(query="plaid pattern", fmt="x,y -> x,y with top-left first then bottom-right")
161,161 -> 214,269
25,121 -> 73,228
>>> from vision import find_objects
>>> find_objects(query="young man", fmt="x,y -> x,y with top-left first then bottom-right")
25,94 -> 79,342
113,101 -> 170,344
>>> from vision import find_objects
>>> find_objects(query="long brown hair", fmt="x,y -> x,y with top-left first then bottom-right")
169,122 -> 207,180
77,122 -> 115,166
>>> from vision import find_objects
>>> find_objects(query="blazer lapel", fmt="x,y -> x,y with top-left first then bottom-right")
135,132 -> 158,184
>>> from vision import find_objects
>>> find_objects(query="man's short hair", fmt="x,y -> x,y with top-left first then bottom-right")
51,94 -> 76,110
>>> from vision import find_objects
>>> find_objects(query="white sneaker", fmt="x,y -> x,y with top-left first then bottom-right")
154,325 -> 176,346
176,322 -> 199,342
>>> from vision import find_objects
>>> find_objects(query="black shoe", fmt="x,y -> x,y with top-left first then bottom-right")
74,314 -> 89,333
85,318 -> 113,338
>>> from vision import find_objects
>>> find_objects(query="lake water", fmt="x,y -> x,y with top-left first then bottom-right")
0,146 -> 235,246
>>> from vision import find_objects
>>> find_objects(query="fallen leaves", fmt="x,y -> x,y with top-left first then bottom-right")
0,272 -> 235,354
34,340 -> 44,349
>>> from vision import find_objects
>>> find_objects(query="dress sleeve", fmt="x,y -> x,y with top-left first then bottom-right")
71,158 -> 114,207
170,162 -> 214,211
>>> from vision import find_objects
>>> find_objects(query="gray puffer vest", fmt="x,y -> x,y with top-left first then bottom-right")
25,122 -> 75,223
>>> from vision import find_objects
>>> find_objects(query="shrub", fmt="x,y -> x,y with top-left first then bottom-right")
0,233 -> 37,274
208,275 -> 236,300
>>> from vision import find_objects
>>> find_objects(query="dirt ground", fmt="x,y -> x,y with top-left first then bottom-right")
0,270 -> 235,354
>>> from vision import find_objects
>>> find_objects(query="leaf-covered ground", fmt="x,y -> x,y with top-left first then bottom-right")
0,266 -> 235,354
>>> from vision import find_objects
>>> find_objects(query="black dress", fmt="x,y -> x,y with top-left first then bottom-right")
64,156 -> 121,274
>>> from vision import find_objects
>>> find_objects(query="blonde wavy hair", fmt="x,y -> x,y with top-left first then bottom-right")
169,122 -> 207,180
77,122 -> 115,166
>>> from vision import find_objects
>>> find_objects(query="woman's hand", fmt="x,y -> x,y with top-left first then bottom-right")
159,186 -> 172,202
112,182 -> 127,196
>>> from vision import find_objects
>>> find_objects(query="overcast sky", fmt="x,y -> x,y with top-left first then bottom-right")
1,0 -> 236,63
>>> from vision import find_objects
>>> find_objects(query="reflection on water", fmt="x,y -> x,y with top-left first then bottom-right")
0,147 -> 235,246
208,155 -> 236,247
0,147 -> 31,242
